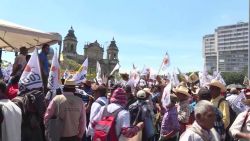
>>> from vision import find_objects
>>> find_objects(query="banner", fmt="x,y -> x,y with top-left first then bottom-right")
19,48 -> 42,92
72,57 -> 88,84
47,52 -> 61,90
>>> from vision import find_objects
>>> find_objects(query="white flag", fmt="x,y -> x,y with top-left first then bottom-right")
19,48 -> 43,92
96,61 -> 102,84
72,58 -> 88,84
47,52 -> 61,90
161,52 -> 170,71
110,63 -> 120,76
161,82 -> 172,109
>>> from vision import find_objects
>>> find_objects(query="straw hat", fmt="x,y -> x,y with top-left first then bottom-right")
188,72 -> 199,83
143,88 -> 152,95
64,79 -> 76,87
175,86 -> 191,97
209,79 -> 226,92
136,90 -> 147,99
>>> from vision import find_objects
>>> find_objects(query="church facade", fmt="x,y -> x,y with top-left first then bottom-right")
62,27 -> 119,77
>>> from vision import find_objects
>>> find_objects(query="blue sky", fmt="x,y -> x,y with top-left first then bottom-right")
0,0 -> 248,73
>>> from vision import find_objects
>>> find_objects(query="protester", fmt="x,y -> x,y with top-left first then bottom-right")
10,46 -> 28,82
229,90 -> 250,141
159,94 -> 179,141
0,80 -> 22,141
39,44 -> 50,91
86,84 -> 108,137
180,100 -> 220,141
226,87 -> 244,114
44,79 -> 86,141
209,79 -> 230,128
174,85 -> 191,134
124,85 -> 136,109
129,89 -> 155,141
90,88 -> 144,140
198,87 -> 225,141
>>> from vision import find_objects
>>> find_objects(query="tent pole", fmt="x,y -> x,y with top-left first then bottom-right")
58,41 -> 62,64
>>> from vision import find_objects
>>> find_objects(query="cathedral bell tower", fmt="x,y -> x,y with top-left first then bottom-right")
107,37 -> 119,72
62,26 -> 78,54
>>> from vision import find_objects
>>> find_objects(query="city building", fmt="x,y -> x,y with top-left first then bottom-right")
62,27 -> 119,76
203,22 -> 249,72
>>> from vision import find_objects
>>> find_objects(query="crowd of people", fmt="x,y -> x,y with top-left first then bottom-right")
1,45 -> 250,141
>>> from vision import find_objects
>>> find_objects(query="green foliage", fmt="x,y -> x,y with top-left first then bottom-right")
60,56 -> 81,71
221,71 -> 245,85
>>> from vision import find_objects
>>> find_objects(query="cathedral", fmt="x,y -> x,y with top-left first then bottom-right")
62,27 -> 119,77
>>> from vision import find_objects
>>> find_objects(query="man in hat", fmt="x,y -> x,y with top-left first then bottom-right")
44,79 -> 86,141
159,94 -> 180,141
11,46 -> 28,81
180,100 -> 220,141
86,84 -> 108,137
175,85 -> 191,134
129,89 -> 155,141
209,79 -> 230,129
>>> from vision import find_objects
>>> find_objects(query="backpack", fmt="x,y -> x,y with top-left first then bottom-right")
218,98 -> 237,141
12,89 -> 46,126
93,106 -> 123,141
218,98 -> 237,128
96,100 -> 106,106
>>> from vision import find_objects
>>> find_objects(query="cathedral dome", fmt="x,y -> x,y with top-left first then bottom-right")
64,26 -> 77,41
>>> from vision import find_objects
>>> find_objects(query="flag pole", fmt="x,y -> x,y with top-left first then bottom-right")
157,52 -> 167,75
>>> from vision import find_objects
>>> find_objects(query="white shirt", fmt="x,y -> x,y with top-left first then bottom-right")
86,97 -> 108,136
180,121 -> 220,141
226,94 -> 246,115
0,99 -> 22,141
229,110 -> 250,141
89,103 -> 130,137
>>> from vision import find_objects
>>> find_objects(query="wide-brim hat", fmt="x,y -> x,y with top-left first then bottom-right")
209,79 -> 226,92
143,88 -> 152,95
175,86 -> 191,97
64,79 -> 76,88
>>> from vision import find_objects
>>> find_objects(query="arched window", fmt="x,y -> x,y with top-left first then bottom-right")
114,54 -> 116,59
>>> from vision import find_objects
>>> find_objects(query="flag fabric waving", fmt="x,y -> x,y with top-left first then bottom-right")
18,48 -> 43,92
161,52 -> 170,71
47,52 -> 61,90
63,69 -> 69,80
96,61 -> 102,84
110,63 -> 120,76
72,57 -> 88,84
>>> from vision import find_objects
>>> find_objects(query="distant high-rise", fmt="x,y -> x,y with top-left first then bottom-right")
203,22 -> 249,72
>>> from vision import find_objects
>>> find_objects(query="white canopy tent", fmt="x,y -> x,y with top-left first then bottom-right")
0,19 -> 62,56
